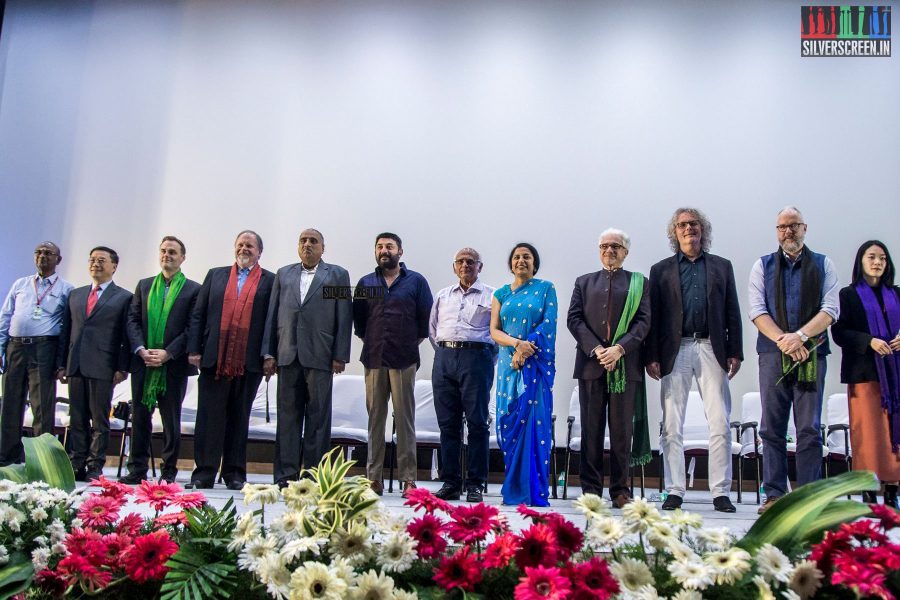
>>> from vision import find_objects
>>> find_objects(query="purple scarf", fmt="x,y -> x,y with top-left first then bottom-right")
855,280 -> 900,451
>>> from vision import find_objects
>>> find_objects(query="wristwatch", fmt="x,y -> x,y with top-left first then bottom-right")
795,330 -> 809,343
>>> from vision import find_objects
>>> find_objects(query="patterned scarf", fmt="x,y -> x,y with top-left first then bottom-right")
142,271 -> 186,410
216,264 -> 262,378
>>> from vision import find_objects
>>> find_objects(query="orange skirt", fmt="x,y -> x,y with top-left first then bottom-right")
849,381 -> 900,482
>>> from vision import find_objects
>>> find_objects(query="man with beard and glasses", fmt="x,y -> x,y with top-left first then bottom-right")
0,242 -> 74,465
748,207 -> 839,513
186,231 -> 274,490
353,232 -> 433,497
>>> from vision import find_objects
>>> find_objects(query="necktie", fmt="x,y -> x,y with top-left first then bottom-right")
86,285 -> 99,316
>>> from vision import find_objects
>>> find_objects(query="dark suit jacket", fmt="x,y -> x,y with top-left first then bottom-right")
187,265 -> 275,374
644,253 -> 743,377
567,268 -> 650,381
832,284 -> 899,384
126,275 -> 201,377
61,281 -> 132,380
262,261 -> 353,371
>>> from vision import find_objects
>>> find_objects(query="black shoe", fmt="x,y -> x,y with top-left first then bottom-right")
186,480 -> 214,490
73,467 -> 87,482
275,479 -> 290,490
119,472 -> 148,485
862,491 -> 878,504
434,484 -> 462,501
884,485 -> 899,510
84,469 -> 103,482
466,487 -> 483,503
225,479 -> 246,491
713,496 -> 737,513
661,494 -> 683,510
159,471 -> 177,484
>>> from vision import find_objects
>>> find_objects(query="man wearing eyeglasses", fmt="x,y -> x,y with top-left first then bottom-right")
428,248 -> 496,502
645,208 -> 743,513
749,206 -> 839,513
0,242 -> 74,465
59,246 -> 133,481
567,229 -> 650,508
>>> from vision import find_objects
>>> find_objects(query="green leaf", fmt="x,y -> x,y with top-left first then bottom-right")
23,433 -> 75,491
161,547 -> 238,600
0,464 -> 27,484
0,553 -> 35,600
800,500 -> 874,545
738,470 -> 878,553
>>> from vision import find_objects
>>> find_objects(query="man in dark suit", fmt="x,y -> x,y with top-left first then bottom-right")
645,208 -> 743,513
59,246 -> 132,481
186,230 -> 274,490
262,228 -> 352,485
567,228 -> 650,508
120,236 -> 200,484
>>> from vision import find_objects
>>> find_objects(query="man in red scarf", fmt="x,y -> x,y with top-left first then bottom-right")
186,231 -> 274,490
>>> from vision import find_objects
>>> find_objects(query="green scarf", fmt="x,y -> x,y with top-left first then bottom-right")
607,272 -> 644,394
143,272 -> 186,410
780,337 -> 819,386
631,381 -> 652,467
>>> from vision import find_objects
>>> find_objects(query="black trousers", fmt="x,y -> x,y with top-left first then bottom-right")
191,367 -> 262,484
0,338 -> 58,465
68,375 -> 114,472
273,360 -> 333,482
127,367 -> 188,477
578,376 -> 636,498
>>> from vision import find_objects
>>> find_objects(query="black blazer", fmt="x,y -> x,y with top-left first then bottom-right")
126,275 -> 201,377
61,281 -> 132,380
832,284 -> 900,384
187,265 -> 274,374
567,268 -> 650,382
644,253 -> 743,377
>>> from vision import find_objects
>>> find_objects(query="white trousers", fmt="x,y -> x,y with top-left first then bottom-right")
660,338 -> 733,498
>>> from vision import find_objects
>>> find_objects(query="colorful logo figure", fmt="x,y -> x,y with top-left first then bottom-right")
801,6 -> 891,56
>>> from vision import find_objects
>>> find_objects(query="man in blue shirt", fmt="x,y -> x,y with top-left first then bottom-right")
353,232 -> 433,497
0,242 -> 74,465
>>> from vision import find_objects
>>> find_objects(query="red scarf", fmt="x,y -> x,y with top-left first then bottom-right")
216,264 -> 262,378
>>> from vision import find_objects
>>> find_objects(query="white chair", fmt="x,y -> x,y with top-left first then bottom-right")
824,393 -> 851,476
388,380 -> 438,492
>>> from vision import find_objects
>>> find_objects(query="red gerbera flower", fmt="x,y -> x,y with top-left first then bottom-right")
122,530 -> 179,583
117,513 -> 144,537
91,475 -> 133,500
403,487 -> 452,514
842,519 -> 889,544
870,544 -> 900,571
78,495 -> 123,528
100,533 -> 130,569
134,479 -> 182,512
546,515 -> 583,559
515,523 -> 559,569
569,556 -> 619,600
155,511 -> 189,527
517,504 -> 549,523
35,568 -> 68,597
175,491 -> 206,509
514,565 -> 572,600
407,513 -> 448,559
809,528 -> 852,570
56,554 -> 112,593
483,532 -> 520,569
830,559 -> 890,599
64,528 -> 108,567
433,546 -> 482,592
447,503 -> 501,544
869,503 -> 900,531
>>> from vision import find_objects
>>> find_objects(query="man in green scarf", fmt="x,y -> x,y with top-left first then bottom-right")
120,236 -> 201,484
568,228 -> 651,509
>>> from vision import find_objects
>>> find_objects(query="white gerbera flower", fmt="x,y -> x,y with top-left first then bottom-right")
281,537 -> 323,562
610,558 -> 654,592
694,526 -> 733,551
289,561 -> 348,600
377,531 -> 417,574
229,512 -> 262,552
585,517 -> 625,550
647,521 -> 678,550
283,479 -> 319,510
243,483 -> 282,506
704,547 -> 752,585
330,557 -> 357,585
789,560 -> 824,599
574,493 -> 611,520
671,591 -> 703,600
668,557 -> 714,590
393,591 -> 417,600
621,497 -> 660,532
350,569 -> 395,600
754,575 -> 776,600
329,522 -> 372,566
632,584 -> 662,600
271,511 -> 308,543
370,509 -> 409,535
668,540 -> 698,563
665,508 -> 704,533
756,543 -> 793,584
238,536 -> 278,573
256,554 -> 292,600
782,590 -> 801,600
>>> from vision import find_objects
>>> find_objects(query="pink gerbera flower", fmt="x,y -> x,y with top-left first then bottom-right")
78,495 -> 123,528
869,503 -> 900,531
155,511 -> 189,527
447,503 -> 501,544
100,533 -> 130,569
90,475 -> 133,500
122,530 -> 179,583
175,491 -> 206,509
830,559 -> 890,599
433,547 -> 482,592
56,554 -> 112,593
517,504 -> 549,523
407,513 -> 449,559
403,487 -> 452,514
64,528 -> 107,567
515,523 -> 559,569
483,532 -> 520,569
134,480 -> 183,512
514,565 -> 572,600
116,513 -> 144,537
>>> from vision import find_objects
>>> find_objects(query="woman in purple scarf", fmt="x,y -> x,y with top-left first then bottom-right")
833,240 -> 900,508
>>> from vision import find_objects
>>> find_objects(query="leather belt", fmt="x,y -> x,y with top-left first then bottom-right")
683,332 -> 709,340
438,341 -> 491,350
10,336 -> 58,345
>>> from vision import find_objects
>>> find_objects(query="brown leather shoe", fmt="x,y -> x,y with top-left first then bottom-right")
401,480 -> 417,498
612,493 -> 632,509
757,496 -> 780,515
370,480 -> 384,496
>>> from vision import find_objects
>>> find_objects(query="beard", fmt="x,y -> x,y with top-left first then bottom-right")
236,254 -> 254,269
781,235 -> 805,255
379,253 -> 399,269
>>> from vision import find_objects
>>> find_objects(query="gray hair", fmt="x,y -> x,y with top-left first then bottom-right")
599,228 -> 631,250
777,206 -> 804,221
235,230 -> 264,252
667,207 -> 712,253
454,247 -> 482,263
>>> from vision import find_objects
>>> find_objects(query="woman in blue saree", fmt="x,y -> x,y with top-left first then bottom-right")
490,243 -> 557,506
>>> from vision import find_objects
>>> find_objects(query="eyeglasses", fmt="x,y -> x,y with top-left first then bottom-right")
675,220 -> 700,230
776,223 -> 805,232
34,250 -> 58,256
88,258 -> 109,265
599,243 -> 625,251
454,258 -> 478,266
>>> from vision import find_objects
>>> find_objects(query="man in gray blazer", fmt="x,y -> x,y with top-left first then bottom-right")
60,246 -> 132,481
263,228 -> 352,485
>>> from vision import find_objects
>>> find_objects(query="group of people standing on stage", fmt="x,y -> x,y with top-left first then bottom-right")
0,207 -> 898,512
